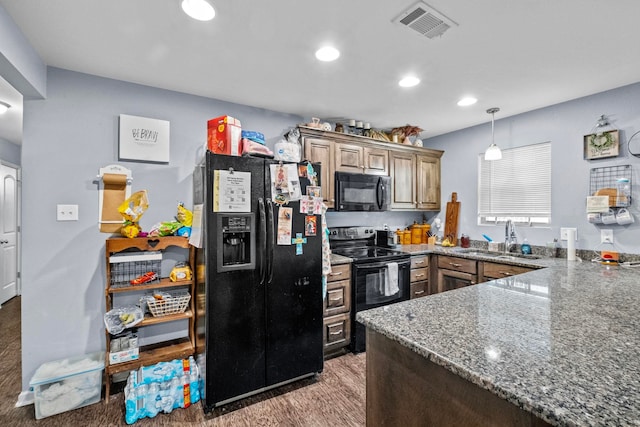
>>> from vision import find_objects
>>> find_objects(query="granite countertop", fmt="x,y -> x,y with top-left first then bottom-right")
357,255 -> 640,426
330,253 -> 353,265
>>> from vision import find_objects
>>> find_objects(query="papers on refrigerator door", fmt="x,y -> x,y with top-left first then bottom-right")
213,169 -> 251,212
277,207 -> 293,245
270,163 -> 301,203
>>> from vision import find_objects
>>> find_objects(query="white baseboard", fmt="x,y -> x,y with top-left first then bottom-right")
16,390 -> 34,407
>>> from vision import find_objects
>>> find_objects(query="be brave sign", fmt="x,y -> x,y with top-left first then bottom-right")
119,114 -> 170,163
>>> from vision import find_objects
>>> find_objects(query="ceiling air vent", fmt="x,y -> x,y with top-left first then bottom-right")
393,2 -> 458,39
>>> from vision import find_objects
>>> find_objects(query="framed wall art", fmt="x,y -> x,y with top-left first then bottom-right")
583,129 -> 619,160
119,114 -> 170,163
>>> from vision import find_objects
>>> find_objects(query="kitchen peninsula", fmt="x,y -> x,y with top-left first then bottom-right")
357,256 -> 640,426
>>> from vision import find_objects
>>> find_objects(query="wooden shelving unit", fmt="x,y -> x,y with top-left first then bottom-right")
104,236 -> 195,402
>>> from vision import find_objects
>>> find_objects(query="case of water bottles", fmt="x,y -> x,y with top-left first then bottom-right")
123,356 -> 200,424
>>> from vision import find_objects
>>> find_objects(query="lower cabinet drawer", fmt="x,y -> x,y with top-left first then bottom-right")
410,280 -> 429,299
410,267 -> 429,283
327,263 -> 350,282
323,312 -> 351,353
324,279 -> 351,316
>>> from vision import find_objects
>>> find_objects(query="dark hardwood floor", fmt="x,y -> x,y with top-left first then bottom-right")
0,296 -> 366,426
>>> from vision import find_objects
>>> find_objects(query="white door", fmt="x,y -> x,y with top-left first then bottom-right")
0,163 -> 18,306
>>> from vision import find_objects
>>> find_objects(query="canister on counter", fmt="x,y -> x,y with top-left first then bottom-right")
421,222 -> 431,244
410,222 -> 423,244
402,229 -> 412,245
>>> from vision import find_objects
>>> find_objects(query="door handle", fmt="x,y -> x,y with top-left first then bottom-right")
258,198 -> 266,285
0,240 -> 8,244
266,198 -> 275,284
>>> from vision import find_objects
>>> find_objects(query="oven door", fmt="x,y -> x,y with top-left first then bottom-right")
335,172 -> 391,211
353,258 -> 410,310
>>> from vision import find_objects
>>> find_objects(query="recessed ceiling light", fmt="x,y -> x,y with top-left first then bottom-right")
399,76 -> 420,88
457,97 -> 477,106
0,101 -> 10,114
182,0 -> 215,21
315,46 -> 340,62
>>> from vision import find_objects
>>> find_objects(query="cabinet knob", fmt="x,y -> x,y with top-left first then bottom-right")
414,290 -> 425,295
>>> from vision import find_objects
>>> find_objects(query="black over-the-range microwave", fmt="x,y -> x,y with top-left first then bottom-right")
334,172 -> 391,211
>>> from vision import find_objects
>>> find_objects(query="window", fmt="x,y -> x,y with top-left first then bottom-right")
478,141 -> 551,226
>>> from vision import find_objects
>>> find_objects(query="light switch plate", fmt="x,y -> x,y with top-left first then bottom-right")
57,204 -> 79,221
560,227 -> 577,241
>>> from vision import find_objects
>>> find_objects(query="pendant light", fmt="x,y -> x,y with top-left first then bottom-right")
484,107 -> 502,160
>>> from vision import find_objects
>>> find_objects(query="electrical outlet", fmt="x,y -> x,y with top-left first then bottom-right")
57,204 -> 79,221
560,227 -> 577,241
601,229 -> 614,244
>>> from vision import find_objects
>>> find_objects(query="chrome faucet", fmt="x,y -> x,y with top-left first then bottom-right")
505,220 -> 517,253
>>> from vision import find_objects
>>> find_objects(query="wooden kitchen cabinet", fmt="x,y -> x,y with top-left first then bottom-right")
303,137 -> 335,208
436,255 -> 477,293
104,236 -> 195,401
410,255 -> 430,299
390,152 -> 441,211
334,142 -> 389,175
299,126 -> 443,212
389,151 -> 417,209
416,155 -> 441,210
323,262 -> 352,357
479,262 -> 535,283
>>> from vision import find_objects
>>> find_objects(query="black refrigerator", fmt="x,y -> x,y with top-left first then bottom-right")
193,152 -> 323,411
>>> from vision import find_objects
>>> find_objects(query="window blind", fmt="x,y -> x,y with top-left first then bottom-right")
478,142 -> 551,221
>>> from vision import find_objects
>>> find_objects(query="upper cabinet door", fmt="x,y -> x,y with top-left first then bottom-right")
363,148 -> 389,175
389,152 -> 416,209
416,155 -> 440,210
334,143 -> 364,173
304,137 -> 335,208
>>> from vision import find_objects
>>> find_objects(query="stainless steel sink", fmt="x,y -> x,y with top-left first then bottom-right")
454,248 -> 541,260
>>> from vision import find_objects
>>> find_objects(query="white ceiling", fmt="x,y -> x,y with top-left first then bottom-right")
2,0 -> 640,146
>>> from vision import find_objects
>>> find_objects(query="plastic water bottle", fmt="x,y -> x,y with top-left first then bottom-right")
617,178 -> 631,206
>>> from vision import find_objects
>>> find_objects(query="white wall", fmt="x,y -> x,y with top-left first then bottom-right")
424,82 -> 640,255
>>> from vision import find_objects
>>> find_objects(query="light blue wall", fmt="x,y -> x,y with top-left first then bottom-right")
424,82 -> 640,255
20,67 -> 304,388
0,136 -> 20,165
0,3 -> 46,99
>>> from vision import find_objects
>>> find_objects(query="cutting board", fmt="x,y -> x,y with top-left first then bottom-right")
444,192 -> 460,245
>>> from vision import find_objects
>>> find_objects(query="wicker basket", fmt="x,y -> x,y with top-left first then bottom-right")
147,292 -> 191,317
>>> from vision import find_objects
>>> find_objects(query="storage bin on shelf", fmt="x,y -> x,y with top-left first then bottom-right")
109,251 -> 162,288
29,351 -> 105,419
146,291 -> 191,317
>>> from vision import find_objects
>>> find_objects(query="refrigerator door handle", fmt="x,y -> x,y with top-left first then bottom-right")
266,198 -> 275,284
258,197 -> 267,285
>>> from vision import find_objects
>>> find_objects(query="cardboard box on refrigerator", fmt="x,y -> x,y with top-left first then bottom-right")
207,115 -> 242,156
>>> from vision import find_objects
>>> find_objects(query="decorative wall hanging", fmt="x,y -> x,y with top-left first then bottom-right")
119,114 -> 170,163
583,114 -> 619,160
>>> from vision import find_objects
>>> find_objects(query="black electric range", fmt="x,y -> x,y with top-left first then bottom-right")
329,226 -> 411,353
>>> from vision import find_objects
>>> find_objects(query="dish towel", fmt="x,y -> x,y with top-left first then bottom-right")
385,262 -> 399,296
